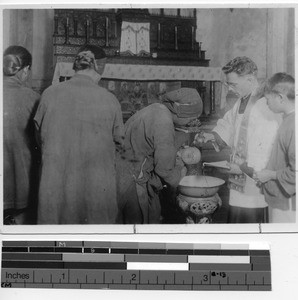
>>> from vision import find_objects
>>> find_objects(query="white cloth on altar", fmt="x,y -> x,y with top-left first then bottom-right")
120,21 -> 150,56
52,62 -> 226,108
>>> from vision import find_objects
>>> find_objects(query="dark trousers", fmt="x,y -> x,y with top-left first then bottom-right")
116,181 -> 143,224
228,206 -> 269,223
4,205 -> 37,225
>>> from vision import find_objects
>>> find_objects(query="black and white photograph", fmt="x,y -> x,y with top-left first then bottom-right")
1,5 -> 296,228
1,3 -> 298,300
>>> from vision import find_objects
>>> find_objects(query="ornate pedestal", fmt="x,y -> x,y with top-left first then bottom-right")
177,193 -> 222,224
177,153 -> 223,224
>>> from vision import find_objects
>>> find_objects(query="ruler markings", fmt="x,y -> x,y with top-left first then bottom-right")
1,269 -> 271,283
1,241 -> 271,291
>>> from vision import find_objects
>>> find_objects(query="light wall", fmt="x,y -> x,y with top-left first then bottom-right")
196,8 -> 295,79
3,9 -> 54,92
266,8 -> 295,77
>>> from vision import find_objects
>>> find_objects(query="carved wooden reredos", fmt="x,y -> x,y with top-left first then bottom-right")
53,9 -> 220,120
53,8 -> 207,64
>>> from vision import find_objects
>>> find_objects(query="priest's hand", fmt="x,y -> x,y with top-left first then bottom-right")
255,169 -> 277,183
194,132 -> 215,144
227,163 -> 242,175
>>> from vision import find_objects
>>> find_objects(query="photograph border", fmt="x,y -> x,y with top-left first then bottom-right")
1,1 -> 297,235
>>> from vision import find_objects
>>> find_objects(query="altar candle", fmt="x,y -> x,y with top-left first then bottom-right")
65,17 -> 69,44
175,26 -> 178,50
105,17 -> 109,46
157,23 -> 161,47
191,26 -> 194,49
85,19 -> 90,44
114,21 -> 117,37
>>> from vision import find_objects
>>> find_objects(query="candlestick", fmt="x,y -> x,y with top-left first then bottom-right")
65,17 -> 69,44
198,42 -> 201,59
174,26 -> 178,50
74,19 -> 78,36
105,17 -> 109,47
210,82 -> 215,113
85,19 -> 90,44
114,21 -> 117,38
191,26 -> 194,50
157,23 -> 161,48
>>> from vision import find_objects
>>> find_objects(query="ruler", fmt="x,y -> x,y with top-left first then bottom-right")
1,241 -> 271,291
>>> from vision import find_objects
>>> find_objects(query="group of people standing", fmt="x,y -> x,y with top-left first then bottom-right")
197,57 -> 295,223
3,44 -> 295,225
3,44 -> 202,225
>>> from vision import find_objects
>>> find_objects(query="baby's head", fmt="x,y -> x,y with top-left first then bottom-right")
264,72 -> 295,114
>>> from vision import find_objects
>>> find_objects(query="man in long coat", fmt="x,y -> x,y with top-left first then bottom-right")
34,46 -> 124,224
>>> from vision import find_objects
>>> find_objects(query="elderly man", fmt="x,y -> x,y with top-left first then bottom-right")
117,88 -> 203,224
195,57 -> 281,223
34,45 -> 124,224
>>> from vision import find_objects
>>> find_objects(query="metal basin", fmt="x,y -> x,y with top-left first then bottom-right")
178,175 -> 225,198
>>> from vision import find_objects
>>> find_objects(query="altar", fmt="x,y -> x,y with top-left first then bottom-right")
52,8 -> 227,120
